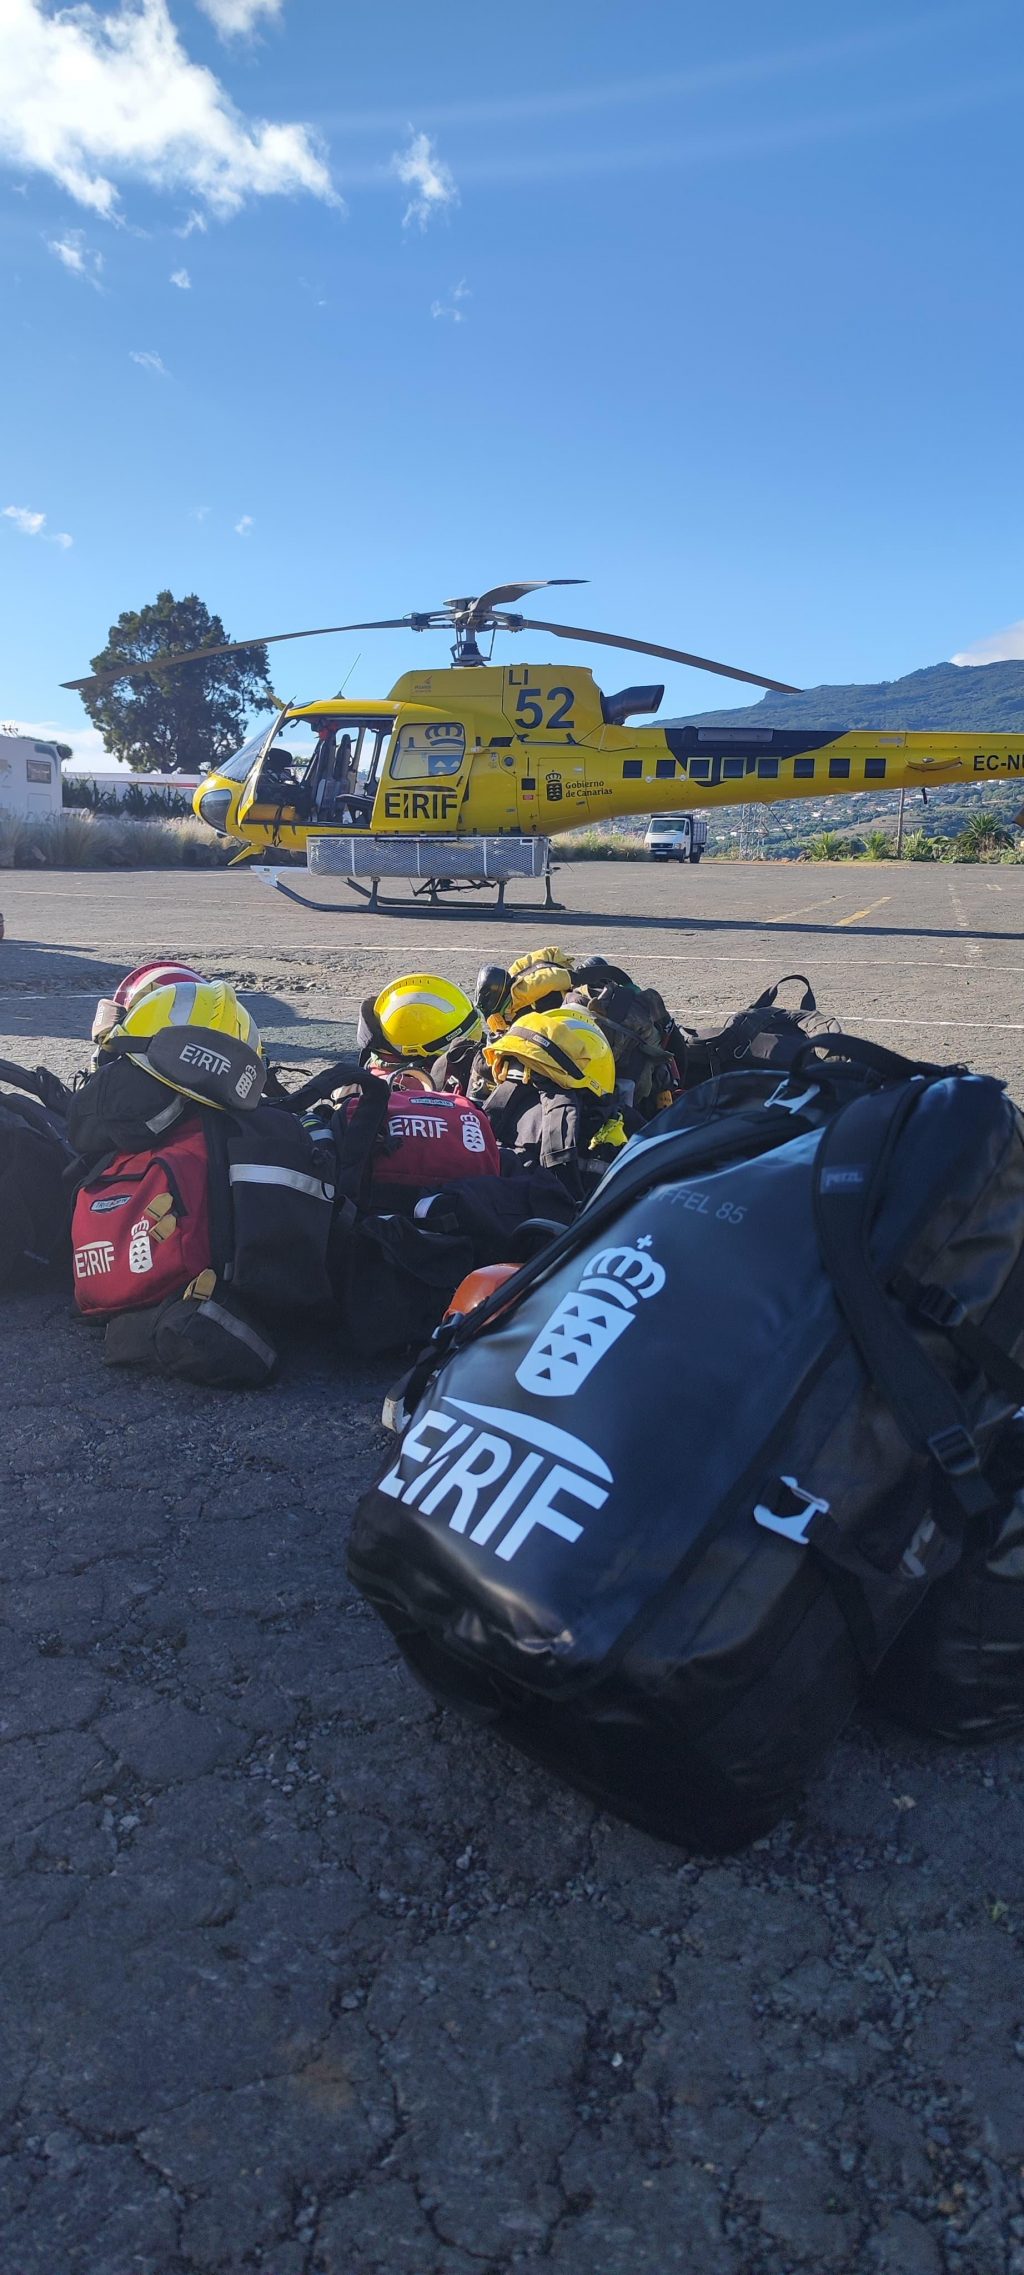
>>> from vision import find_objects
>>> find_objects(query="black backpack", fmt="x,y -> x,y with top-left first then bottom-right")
0,1059 -> 78,1289
348,1042 -> 1024,1851
682,973 -> 833,1090
568,959 -> 686,1116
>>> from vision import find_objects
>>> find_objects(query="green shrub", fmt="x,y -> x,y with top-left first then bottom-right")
860,829 -> 894,860
803,830 -> 847,860
901,829 -> 936,861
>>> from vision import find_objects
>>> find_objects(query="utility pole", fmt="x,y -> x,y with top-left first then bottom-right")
895,786 -> 906,859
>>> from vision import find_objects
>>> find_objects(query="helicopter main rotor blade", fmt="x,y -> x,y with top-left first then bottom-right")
61,619 -> 414,693
512,617 -> 800,695
466,579 -> 586,629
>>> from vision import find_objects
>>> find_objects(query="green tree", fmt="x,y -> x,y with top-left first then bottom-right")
804,830 -> 847,860
954,811 -> 1016,859
860,828 -> 894,860
80,591 -> 274,773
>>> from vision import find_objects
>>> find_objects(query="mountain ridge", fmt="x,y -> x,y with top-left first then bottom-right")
668,656 -> 1024,732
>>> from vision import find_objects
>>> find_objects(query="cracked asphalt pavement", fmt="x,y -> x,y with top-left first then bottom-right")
1,861 -> 1023,2274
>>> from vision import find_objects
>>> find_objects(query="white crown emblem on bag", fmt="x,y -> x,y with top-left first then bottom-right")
515,1239 -> 666,1400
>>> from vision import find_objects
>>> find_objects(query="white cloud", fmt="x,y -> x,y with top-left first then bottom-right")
3,505 -> 45,537
953,621 -> 1024,666
170,265 -> 191,288
235,514 -> 254,535
191,504 -> 211,520
3,504 -> 73,547
431,276 -> 470,321
392,130 -> 457,228
176,208 -> 207,237
0,0 -> 336,222
47,229 -> 103,286
196,0 -> 283,35
130,348 -> 169,374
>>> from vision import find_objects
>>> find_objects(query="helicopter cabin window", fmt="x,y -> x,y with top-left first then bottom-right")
390,721 -> 466,779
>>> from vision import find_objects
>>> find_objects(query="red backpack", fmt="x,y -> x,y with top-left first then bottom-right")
72,1123 -> 212,1316
336,1079 -> 500,1207
71,1105 -> 336,1321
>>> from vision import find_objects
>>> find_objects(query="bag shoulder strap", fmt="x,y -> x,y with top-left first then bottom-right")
813,1081 -> 995,1519
332,1072 -> 391,1212
0,1058 -> 72,1115
795,1032 -> 958,1083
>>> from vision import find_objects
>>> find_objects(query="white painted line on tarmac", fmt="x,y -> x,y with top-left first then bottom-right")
836,896 -> 892,928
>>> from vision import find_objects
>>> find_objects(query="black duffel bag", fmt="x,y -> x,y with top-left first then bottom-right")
681,972 -> 832,1090
348,1045 -> 1024,1851
0,1059 -> 77,1289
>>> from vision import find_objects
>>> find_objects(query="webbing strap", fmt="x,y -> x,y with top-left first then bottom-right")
813,1084 -> 995,1521
891,1258 -> 1024,1408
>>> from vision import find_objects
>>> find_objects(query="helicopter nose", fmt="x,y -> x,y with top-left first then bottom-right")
196,784 -> 232,834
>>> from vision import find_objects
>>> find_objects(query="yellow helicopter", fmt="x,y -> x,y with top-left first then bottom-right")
66,581 -> 1024,900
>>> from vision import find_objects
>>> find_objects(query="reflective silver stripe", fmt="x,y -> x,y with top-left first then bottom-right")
228,1164 -> 335,1201
198,1299 -> 276,1366
146,1094 -> 185,1132
167,982 -> 199,1025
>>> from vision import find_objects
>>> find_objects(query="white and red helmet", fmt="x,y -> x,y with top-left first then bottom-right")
91,961 -> 206,1047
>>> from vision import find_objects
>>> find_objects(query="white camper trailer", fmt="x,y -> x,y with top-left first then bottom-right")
0,734 -> 64,820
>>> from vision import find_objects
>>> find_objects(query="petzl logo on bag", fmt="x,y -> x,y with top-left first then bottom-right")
515,1238 -> 666,1400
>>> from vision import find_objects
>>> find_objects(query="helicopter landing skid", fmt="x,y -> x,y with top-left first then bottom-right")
257,866 -> 561,914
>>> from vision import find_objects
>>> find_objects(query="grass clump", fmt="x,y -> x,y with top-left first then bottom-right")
0,807 -> 230,868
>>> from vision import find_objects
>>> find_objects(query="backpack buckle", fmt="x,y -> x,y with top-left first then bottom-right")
927,1424 -> 980,1477
753,1475 -> 830,1546
916,1284 -> 967,1330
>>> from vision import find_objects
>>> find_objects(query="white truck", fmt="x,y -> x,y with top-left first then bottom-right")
0,733 -> 65,819
644,812 -> 708,864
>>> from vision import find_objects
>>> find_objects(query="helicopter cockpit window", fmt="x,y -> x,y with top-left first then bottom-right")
390,721 -> 466,779
218,726 -> 276,785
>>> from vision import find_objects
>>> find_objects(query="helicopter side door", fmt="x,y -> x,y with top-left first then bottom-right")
373,716 -> 472,833
237,714 -> 322,851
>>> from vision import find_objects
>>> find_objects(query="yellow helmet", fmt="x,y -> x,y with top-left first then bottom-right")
484,1008 -> 616,1097
508,946 -> 574,1015
112,979 -> 262,1055
372,974 -> 483,1062
104,979 -> 266,1112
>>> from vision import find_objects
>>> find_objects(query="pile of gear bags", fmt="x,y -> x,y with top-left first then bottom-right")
3,952 -> 1024,1850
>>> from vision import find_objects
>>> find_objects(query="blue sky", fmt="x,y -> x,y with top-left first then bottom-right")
3,0 -> 1024,763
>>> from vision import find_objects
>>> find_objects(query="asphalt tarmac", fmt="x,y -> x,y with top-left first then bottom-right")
1,859 -> 1022,2275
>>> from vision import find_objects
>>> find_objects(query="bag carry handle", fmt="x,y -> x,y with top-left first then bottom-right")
752,973 -> 816,1013
0,1057 -> 72,1115
272,1057 -> 368,1113
813,1082 -> 995,1522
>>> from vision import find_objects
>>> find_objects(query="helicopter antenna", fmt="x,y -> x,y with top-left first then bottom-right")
335,651 -> 361,696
